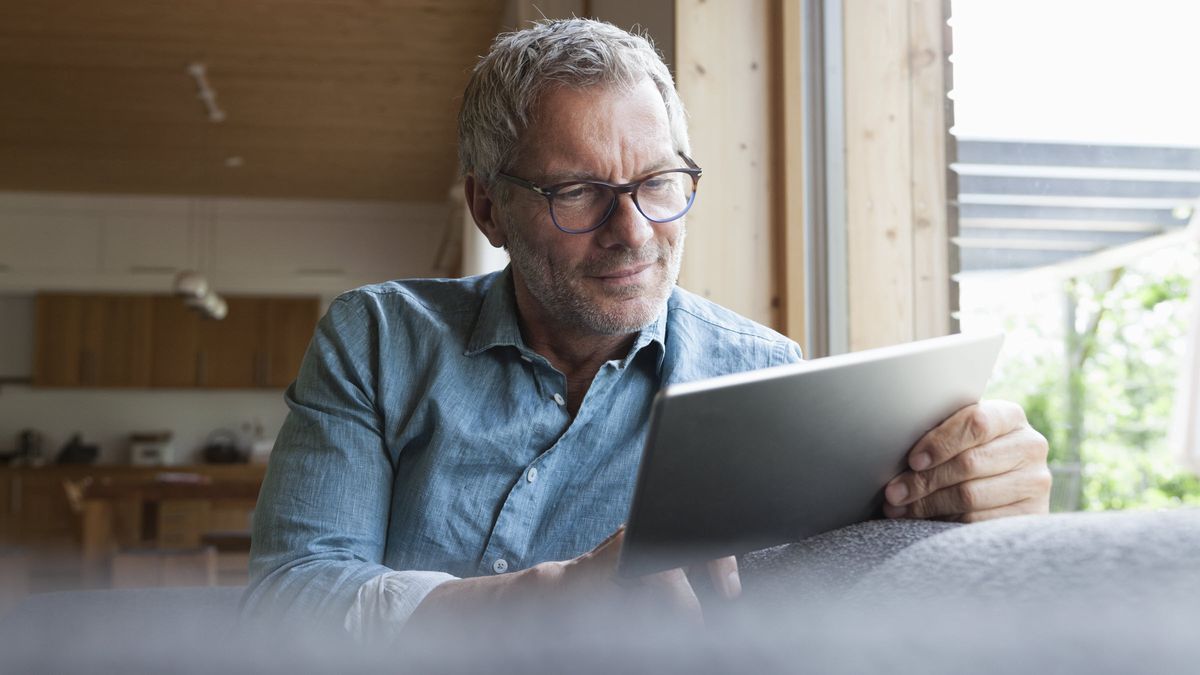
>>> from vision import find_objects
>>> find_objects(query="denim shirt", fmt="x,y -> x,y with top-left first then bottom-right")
243,269 -> 802,627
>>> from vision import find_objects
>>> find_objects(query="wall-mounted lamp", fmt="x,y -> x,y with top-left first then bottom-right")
174,270 -> 227,320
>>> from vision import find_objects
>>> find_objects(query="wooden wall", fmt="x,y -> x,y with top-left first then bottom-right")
672,0 -> 807,345
843,0 -> 953,350
675,0 -> 781,331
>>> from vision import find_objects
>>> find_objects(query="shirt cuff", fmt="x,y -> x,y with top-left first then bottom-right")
343,569 -> 459,643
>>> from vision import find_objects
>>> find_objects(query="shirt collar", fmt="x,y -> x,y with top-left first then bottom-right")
464,267 -> 526,356
464,266 -> 668,373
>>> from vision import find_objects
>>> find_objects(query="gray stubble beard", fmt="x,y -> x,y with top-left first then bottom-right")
502,214 -> 686,336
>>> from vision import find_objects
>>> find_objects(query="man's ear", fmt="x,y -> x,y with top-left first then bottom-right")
464,174 -> 507,249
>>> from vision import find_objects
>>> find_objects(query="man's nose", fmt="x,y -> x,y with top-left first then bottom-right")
596,193 -> 654,250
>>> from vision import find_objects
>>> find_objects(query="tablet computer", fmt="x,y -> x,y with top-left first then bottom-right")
617,332 -> 1005,578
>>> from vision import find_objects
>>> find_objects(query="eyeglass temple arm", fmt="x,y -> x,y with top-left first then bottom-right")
496,172 -> 553,197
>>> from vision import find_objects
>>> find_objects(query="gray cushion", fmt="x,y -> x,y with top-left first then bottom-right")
851,508 -> 1200,603
740,518 -> 959,605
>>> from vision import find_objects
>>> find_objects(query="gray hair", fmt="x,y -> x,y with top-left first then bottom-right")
458,18 -> 689,191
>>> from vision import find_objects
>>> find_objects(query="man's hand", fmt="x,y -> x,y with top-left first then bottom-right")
409,527 -> 740,628
882,400 -> 1052,523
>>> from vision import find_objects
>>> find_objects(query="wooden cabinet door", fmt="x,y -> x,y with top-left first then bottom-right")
197,296 -> 263,388
81,295 -> 153,387
263,298 -> 319,387
0,473 -> 17,545
33,294 -> 85,386
15,472 -> 78,545
36,293 -> 318,389
150,296 -> 202,387
35,294 -> 152,387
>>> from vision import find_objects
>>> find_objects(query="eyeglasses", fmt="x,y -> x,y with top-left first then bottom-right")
495,153 -> 702,234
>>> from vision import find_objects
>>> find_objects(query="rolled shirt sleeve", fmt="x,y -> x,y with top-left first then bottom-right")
343,570 -> 459,643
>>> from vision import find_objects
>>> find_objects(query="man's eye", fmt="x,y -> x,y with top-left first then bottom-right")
557,184 -> 598,202
641,178 -> 671,192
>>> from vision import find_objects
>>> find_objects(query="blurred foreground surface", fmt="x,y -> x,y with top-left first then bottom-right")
2,510 -> 1198,674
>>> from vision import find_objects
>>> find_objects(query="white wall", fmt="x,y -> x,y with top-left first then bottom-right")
0,295 -> 33,379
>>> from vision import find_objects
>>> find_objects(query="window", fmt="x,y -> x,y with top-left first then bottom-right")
949,0 -> 1200,510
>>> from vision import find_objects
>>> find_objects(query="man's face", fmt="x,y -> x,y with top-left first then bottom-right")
495,78 -> 686,337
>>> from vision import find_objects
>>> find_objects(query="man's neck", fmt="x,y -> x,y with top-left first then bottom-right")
511,279 -> 639,414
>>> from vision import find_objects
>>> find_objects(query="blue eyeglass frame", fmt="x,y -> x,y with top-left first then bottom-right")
494,152 -> 703,234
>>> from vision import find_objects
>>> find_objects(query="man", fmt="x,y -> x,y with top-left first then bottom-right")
244,18 -> 1051,639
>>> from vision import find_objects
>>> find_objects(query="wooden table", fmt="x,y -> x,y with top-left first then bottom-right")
76,472 -> 262,587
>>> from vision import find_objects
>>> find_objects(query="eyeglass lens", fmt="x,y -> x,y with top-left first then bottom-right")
551,170 -> 696,233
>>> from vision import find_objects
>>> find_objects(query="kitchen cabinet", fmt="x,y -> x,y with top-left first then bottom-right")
262,297 -> 320,387
100,211 -> 196,276
0,473 -> 16,542
33,293 -> 153,387
35,293 -> 317,389
1,192 -> 442,295
197,296 -> 265,388
149,295 -> 201,387
193,296 -> 319,388
0,210 -> 104,276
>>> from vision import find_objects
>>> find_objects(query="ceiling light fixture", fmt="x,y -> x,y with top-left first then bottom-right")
174,270 -> 228,320
186,62 -> 226,123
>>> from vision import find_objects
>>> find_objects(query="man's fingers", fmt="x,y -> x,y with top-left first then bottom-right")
705,556 -> 740,600
886,426 -> 1046,506
909,400 -> 1028,471
888,464 -> 1052,519
951,498 -> 1047,523
643,567 -> 703,622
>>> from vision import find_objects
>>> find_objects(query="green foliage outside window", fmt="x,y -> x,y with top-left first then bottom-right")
961,243 -> 1200,511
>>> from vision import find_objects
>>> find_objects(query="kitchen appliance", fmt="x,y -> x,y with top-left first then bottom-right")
130,431 -> 174,466
202,429 -> 245,464
3,429 -> 46,466
56,433 -> 99,464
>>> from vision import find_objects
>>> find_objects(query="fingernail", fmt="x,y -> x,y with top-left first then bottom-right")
883,503 -> 907,518
911,452 -> 931,471
724,570 -> 742,599
885,481 -> 909,505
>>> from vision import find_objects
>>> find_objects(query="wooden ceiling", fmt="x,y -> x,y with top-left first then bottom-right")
0,0 -> 505,201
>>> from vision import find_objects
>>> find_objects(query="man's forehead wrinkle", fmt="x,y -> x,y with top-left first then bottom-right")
518,81 -> 673,182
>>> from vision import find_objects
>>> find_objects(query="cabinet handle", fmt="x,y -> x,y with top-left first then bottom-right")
196,351 -> 207,386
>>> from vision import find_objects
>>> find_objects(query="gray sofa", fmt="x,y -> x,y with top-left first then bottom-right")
3,509 -> 1198,674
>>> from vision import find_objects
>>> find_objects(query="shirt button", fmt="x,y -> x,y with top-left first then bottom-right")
526,467 -> 539,483
492,558 -> 508,574
553,393 -> 565,406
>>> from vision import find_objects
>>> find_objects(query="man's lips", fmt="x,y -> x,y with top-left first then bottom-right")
592,262 -> 654,280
